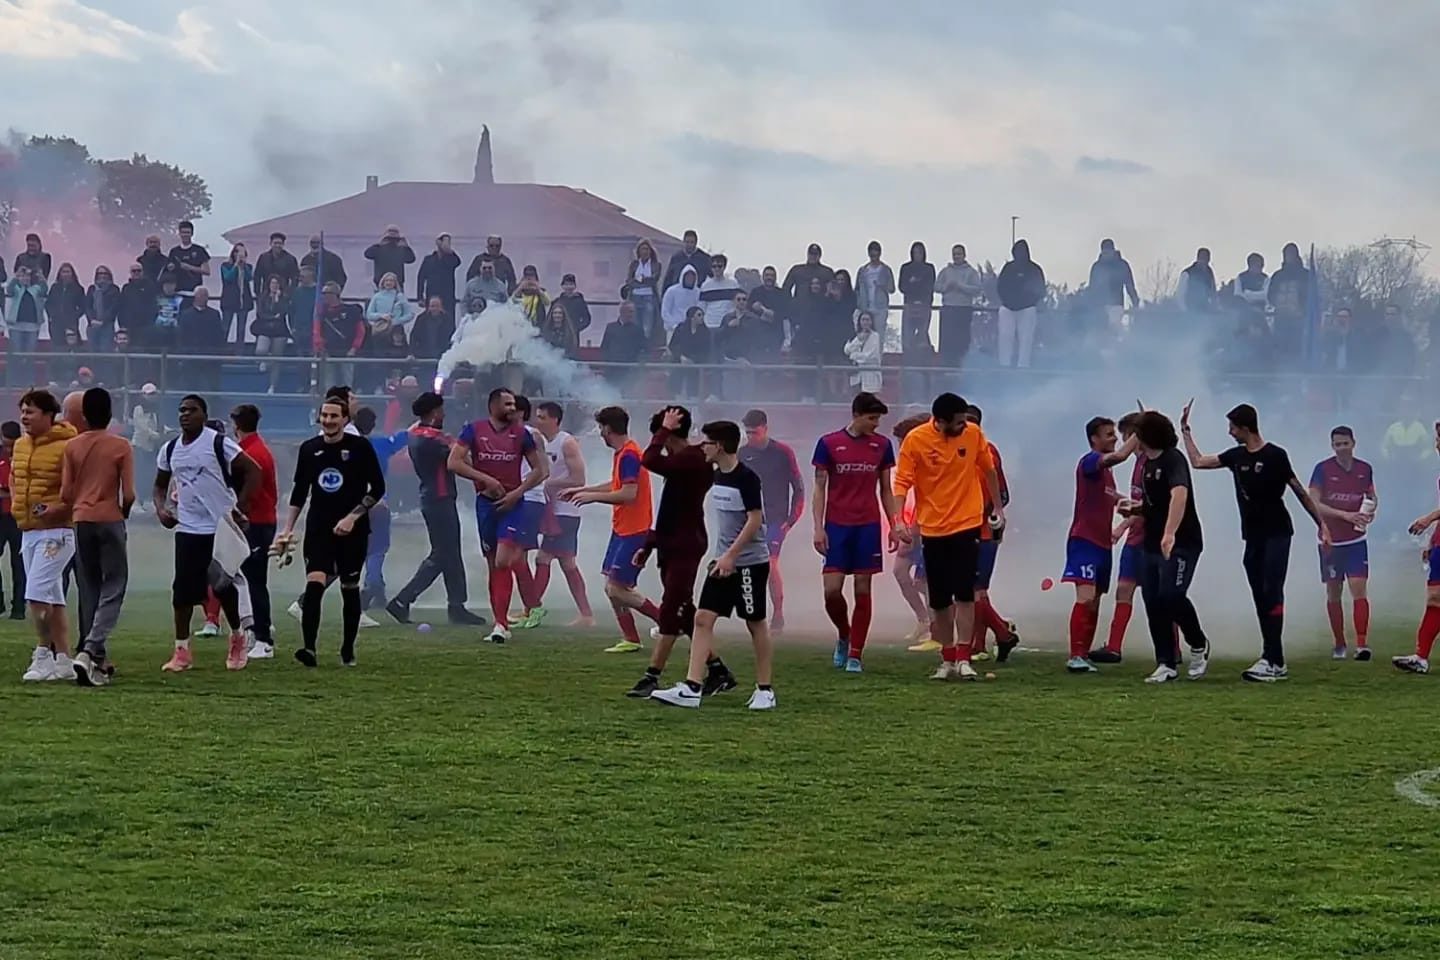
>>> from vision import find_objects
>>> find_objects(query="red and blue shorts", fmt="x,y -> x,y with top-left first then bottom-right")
603,530 -> 649,588
1062,537 -> 1113,595
976,540 -> 1000,590
1321,541 -> 1368,584
1118,543 -> 1144,585
500,500 -> 545,551
823,521 -> 883,576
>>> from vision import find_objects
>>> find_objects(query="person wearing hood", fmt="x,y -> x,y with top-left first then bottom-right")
416,233 -> 462,314
46,262 -> 87,350
4,264 -> 47,356
663,229 -> 712,292
1088,239 -> 1140,329
699,254 -> 740,330
935,244 -> 983,367
84,266 -> 121,355
553,274 -> 592,335
898,242 -> 936,394
855,241 -> 895,344
662,264 -> 701,334
1177,247 -> 1217,314
1268,242 -> 1310,362
996,239 -> 1046,368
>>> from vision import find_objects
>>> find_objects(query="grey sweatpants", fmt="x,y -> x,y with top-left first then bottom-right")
75,520 -> 129,661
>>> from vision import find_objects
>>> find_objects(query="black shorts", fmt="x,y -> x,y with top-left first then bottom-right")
305,529 -> 370,580
698,561 -> 770,622
173,532 -> 215,607
921,528 -> 981,609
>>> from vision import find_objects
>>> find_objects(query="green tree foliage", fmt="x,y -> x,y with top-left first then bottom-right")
97,154 -> 212,240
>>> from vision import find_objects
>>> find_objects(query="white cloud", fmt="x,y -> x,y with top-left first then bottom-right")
170,8 -> 222,74
0,0 -> 143,61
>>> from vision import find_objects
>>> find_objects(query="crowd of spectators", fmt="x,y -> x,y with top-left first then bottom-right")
1,221 -> 1434,407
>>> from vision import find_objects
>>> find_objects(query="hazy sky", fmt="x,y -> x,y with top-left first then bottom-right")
2,0 -> 1437,287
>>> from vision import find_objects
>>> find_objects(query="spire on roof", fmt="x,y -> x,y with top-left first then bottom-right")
474,126 -> 494,185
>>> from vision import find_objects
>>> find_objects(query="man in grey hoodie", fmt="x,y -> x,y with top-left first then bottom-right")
935,244 -> 983,367
854,241 -> 895,345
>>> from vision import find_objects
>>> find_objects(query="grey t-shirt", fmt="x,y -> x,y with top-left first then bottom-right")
709,462 -> 769,566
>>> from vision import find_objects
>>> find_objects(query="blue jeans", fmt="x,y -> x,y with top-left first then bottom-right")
363,502 -> 392,602
7,329 -> 38,355
631,294 -> 658,340
88,323 -> 115,353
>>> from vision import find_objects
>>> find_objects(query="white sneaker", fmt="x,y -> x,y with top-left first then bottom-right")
48,653 -> 75,681
287,600 -> 303,622
1331,645 -> 1348,660
930,662 -> 954,680
487,624 -> 511,645
955,660 -> 979,682
650,626 -> 661,642
247,641 -> 275,660
198,622 -> 220,637
1393,654 -> 1431,674
1187,643 -> 1210,680
747,687 -> 777,710
1066,656 -> 1098,673
651,682 -> 702,708
359,613 -> 379,629
1145,665 -> 1179,684
22,646 -> 52,682
1242,658 -> 1287,683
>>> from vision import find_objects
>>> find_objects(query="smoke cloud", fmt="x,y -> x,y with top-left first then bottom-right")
435,301 -> 616,405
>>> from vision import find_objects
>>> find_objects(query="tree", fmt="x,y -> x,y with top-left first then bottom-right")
1139,258 -> 1179,305
0,133 -> 97,243
97,154 -> 212,242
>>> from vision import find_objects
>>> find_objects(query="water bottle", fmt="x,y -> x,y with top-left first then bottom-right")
1357,494 -> 1376,533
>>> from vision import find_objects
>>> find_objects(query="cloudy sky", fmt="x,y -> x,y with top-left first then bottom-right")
2,0 -> 1437,287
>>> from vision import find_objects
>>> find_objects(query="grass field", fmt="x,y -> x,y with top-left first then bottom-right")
3,593 -> 1440,960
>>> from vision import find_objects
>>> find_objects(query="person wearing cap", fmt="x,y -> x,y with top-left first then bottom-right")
364,225 -> 416,293
300,234 -> 347,293
417,234 -> 462,315
130,384 -> 163,462
465,235 -> 517,296
782,243 -> 835,313
553,273 -> 592,335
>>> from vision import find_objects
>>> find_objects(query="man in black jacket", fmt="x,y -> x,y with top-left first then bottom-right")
996,239 -> 1046,368
364,225 -> 416,291
782,244 -> 835,313
301,235 -> 348,292
553,274 -> 592,334
136,235 -> 168,284
662,230 -> 711,292
118,263 -> 157,352
177,288 -> 227,391
14,234 -> 52,280
416,234 -> 462,314
254,233 -> 300,298
465,236 -> 517,295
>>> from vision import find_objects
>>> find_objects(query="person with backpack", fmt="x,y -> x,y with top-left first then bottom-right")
153,394 -> 261,674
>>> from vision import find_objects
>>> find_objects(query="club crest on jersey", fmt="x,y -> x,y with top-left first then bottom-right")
318,467 -> 344,493
341,449 -> 351,461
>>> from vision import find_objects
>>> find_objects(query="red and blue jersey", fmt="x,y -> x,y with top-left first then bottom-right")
457,417 -> 535,494
1069,450 -> 1117,548
813,428 -> 895,527
1309,456 -> 1374,546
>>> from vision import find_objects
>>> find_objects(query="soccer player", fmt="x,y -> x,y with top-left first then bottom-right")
1308,426 -> 1377,659
627,406 -> 736,698
1060,416 -> 1136,673
893,392 -> 1003,681
447,387 -> 548,645
13,390 -> 77,682
506,395 -> 553,629
1126,410 -> 1208,684
739,409 -> 806,633
564,406 -> 661,653
61,388 -> 135,686
1181,401 -> 1328,682
1396,422 -> 1440,675
651,420 -> 776,710
230,404 -> 280,659
275,396 -> 385,667
154,394 -> 260,673
387,392 -> 486,626
812,392 -> 899,673
965,405 -> 1020,663
532,401 -> 594,628
891,414 -> 934,650
1093,412 -> 1145,664
353,405 -> 409,611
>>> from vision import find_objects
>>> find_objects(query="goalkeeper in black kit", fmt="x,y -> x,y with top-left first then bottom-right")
274,397 -> 385,667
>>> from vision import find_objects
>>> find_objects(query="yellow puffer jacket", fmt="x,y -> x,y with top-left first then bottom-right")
13,421 -> 77,530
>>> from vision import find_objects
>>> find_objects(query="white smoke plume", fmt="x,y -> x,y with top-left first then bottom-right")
433,301 -> 616,405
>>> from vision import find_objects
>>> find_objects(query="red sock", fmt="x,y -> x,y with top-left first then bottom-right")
616,608 -> 640,644
824,592 -> 850,640
488,563 -> 514,628
1106,601 -> 1132,653
513,561 -> 539,610
848,594 -> 873,659
533,560 -> 552,603
942,643 -> 960,663
203,590 -> 221,624
970,607 -> 987,649
563,565 -> 592,617
1417,606 -> 1440,659
637,599 -> 661,622
1068,603 -> 1096,658
1354,598 -> 1370,648
1326,601 -> 1346,647
982,598 -> 1009,639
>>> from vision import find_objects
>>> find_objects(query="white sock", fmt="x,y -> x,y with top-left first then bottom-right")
175,638 -> 190,650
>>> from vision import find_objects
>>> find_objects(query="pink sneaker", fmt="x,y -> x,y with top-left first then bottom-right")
225,632 -> 249,671
161,646 -> 193,672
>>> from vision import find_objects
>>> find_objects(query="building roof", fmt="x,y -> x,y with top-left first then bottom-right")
224,180 -> 682,246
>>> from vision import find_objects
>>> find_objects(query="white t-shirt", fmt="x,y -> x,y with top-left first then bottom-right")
546,430 -> 580,518
156,427 -> 242,535
521,426 -> 547,503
